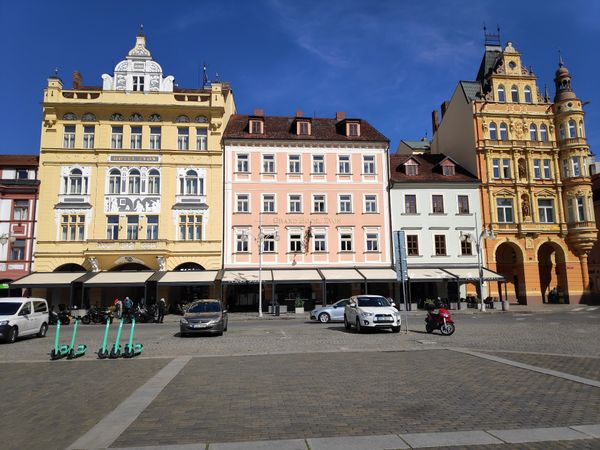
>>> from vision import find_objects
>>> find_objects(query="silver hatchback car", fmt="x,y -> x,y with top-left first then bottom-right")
310,299 -> 350,323
180,299 -> 228,337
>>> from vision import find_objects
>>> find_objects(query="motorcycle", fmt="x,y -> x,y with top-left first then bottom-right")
49,307 -> 71,325
425,306 -> 455,336
81,306 -> 113,325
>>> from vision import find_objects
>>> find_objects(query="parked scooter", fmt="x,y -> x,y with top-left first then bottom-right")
81,306 -> 113,325
425,303 -> 455,336
49,306 -> 71,326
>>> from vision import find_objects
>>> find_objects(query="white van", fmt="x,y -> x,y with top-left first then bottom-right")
0,297 -> 49,344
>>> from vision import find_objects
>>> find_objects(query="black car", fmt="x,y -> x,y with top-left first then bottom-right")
179,299 -> 228,336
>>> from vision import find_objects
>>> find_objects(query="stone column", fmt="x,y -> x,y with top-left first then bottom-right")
580,253 -> 590,291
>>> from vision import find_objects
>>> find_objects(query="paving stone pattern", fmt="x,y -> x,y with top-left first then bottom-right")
112,350 -> 600,447
417,440 -> 600,449
0,359 -> 168,450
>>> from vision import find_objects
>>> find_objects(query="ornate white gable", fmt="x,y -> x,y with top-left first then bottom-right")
102,33 -> 174,92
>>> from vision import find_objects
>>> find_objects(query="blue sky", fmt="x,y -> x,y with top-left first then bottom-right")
1,0 -> 598,155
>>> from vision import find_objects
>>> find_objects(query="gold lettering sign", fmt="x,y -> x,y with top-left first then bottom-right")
109,155 -> 160,163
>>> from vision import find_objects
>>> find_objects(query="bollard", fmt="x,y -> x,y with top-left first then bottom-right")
97,319 -> 111,359
109,319 -> 124,359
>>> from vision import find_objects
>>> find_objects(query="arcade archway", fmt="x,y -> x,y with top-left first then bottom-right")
495,242 -> 526,304
538,242 -> 569,303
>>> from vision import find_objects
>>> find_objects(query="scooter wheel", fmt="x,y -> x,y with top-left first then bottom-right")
109,349 -> 120,359
425,324 -> 434,334
50,350 -> 59,360
67,349 -> 75,360
98,349 -> 108,359
81,316 -> 91,325
441,323 -> 455,336
123,349 -> 132,359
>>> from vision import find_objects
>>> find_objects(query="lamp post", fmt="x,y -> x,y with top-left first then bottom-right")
460,214 -> 495,311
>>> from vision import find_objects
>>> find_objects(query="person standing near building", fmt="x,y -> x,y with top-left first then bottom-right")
114,297 -> 122,319
157,297 -> 166,323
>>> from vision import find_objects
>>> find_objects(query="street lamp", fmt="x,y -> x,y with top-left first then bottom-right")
460,215 -> 496,311
0,233 -> 16,254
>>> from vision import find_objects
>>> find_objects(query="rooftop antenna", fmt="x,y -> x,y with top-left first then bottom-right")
202,62 -> 209,87
138,24 -> 145,36
215,71 -> 220,83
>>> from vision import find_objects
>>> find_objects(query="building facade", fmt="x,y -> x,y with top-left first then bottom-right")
0,155 -> 39,296
431,36 -> 596,304
222,111 -> 392,311
19,32 -> 235,307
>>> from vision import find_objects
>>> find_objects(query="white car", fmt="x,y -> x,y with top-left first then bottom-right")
0,297 -> 49,344
344,295 -> 401,333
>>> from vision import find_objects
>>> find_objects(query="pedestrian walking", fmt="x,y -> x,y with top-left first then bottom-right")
114,297 -> 122,319
123,296 -> 133,320
157,297 -> 166,323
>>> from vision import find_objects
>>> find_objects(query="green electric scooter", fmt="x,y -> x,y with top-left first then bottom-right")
97,319 -> 111,359
67,319 -> 87,359
122,318 -> 143,358
109,319 -> 124,359
50,320 -> 70,360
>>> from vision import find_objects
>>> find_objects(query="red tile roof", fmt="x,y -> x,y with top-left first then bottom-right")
0,155 -> 39,167
390,153 -> 478,183
223,115 -> 389,143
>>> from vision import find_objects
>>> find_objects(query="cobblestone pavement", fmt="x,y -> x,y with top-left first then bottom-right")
111,350 -> 600,447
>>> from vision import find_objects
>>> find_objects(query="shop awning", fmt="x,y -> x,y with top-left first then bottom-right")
407,268 -> 456,281
11,272 -> 87,288
84,271 -> 154,287
272,269 -> 322,283
320,269 -> 364,282
222,270 -> 272,284
443,267 -> 505,281
157,271 -> 218,286
357,268 -> 397,281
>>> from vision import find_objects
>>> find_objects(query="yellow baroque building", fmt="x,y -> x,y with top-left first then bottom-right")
28,32 -> 235,307
432,36 -> 596,305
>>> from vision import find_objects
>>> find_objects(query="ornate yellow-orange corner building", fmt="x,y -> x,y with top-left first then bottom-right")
432,33 -> 596,305
28,32 -> 235,306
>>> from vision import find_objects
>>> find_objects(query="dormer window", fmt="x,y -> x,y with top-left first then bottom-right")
133,76 -> 145,92
297,121 -> 310,135
346,122 -> 360,137
250,119 -> 264,134
404,160 -> 418,176
442,163 -> 455,176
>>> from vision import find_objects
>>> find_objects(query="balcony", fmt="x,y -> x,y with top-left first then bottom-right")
568,221 -> 597,230
558,137 -> 588,148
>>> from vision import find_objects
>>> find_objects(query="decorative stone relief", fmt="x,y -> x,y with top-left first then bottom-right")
156,256 -> 166,271
130,113 -> 143,122
82,113 -> 96,121
105,196 -> 161,213
176,115 -> 190,123
195,115 -> 209,123
63,112 -> 77,120
111,113 -> 124,121
149,114 -> 162,122
88,257 -> 99,272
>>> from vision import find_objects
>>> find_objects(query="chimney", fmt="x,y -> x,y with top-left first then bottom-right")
440,101 -> 449,118
295,110 -> 303,118
253,108 -> 264,116
72,71 -> 83,89
335,111 -> 346,121
431,110 -> 440,134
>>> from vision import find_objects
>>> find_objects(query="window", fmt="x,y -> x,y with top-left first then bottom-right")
568,120 -> 577,138
106,215 -> 119,240
363,155 -> 375,174
496,198 -> 514,223
83,126 -> 95,149
61,214 -> 85,241
489,122 -> 497,140
540,124 -> 548,142
405,161 -> 418,176
178,128 -> 189,150
33,301 -> 47,313
432,195 -> 444,214
566,199 -> 574,223
262,232 -> 276,252
442,165 -> 455,176
461,238 -> 472,256
148,169 -> 160,194
340,232 -> 353,251
524,86 -> 532,103
126,216 -> 139,240
181,170 -> 202,195
262,155 -> 275,173
339,194 -> 352,213
499,122 -> 508,141
13,200 -> 29,221
150,127 -> 161,150
366,232 -> 379,252
559,124 -> 566,140
196,128 -> 208,150
511,85 -> 519,102
405,194 -> 417,214
364,195 -> 377,213
108,169 -> 121,194
458,195 -> 469,214
338,155 -> 351,174
406,235 -> 419,256
236,231 -> 249,252
538,199 -> 555,223
262,194 -> 275,213
572,156 -> 581,177
577,197 -> 586,221
179,215 -> 202,240
298,121 -> 310,135
562,159 -> 570,178
130,126 -> 142,149
313,194 -> 326,213
132,76 -> 145,91
128,170 -> 141,194
236,194 -> 249,212
579,120 -> 585,138
312,155 -> 325,173
313,231 -> 326,252
288,155 -> 301,173
237,154 -> 249,173
347,122 -> 359,136
111,126 -> 123,149
64,125 -> 76,148
10,239 -> 25,260
434,235 -> 447,256
502,159 -> 511,178
67,169 -> 86,195
146,216 -> 158,240
250,120 -> 263,134
497,85 -> 505,102
16,169 -> 29,179
529,124 -> 537,141
289,194 -> 302,213
533,159 -> 541,179
543,159 -> 552,179
289,232 -> 303,253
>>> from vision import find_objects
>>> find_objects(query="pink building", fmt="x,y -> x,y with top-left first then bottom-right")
222,111 -> 392,312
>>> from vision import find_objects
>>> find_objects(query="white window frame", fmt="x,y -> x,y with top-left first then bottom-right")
130,126 -> 142,149
338,194 -> 352,213
363,155 -> 375,174
538,199 -> 555,223
288,194 -> 302,213
288,229 -> 303,253
313,194 -> 326,213
177,128 -> 189,150
236,154 -> 249,173
235,228 -> 249,253
364,194 -> 377,213
83,126 -> 95,149
262,154 -> 275,173
262,193 -> 276,213
64,125 -> 76,148
338,155 -> 351,174
196,127 -> 208,150
533,159 -> 541,179
288,155 -> 301,173
365,229 -> 379,252
496,198 -> 514,223
111,126 -> 123,149
236,193 -> 250,213
543,159 -> 551,179
146,215 -> 159,240
312,228 -> 327,252
339,228 -> 353,252
149,127 -> 161,150
312,155 -> 325,174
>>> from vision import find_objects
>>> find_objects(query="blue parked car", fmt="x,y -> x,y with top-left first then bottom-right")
310,299 -> 350,323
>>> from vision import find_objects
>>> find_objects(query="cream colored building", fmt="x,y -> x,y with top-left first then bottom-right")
18,32 -> 235,307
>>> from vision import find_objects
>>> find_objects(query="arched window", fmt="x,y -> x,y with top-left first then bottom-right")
184,170 -> 198,195
148,169 -> 160,194
66,169 -> 88,195
497,85 -> 505,103
540,124 -> 548,142
128,169 -> 141,194
511,85 -> 519,102
108,169 -> 121,194
559,124 -> 566,140
579,120 -> 585,138
499,122 -> 508,141
568,120 -> 577,138
524,86 -> 532,103
489,122 -> 497,140
529,124 -> 538,141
